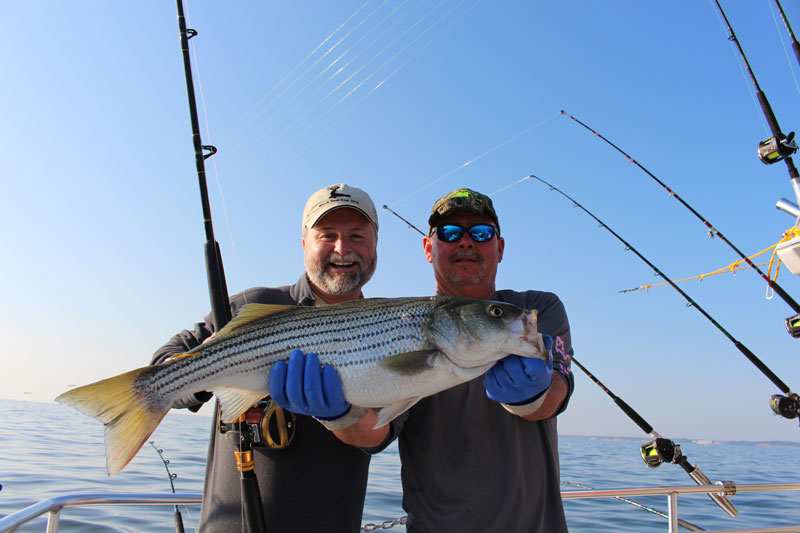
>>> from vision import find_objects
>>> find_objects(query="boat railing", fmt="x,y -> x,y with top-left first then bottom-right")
0,492 -> 201,533
1,481 -> 800,532
561,482 -> 800,533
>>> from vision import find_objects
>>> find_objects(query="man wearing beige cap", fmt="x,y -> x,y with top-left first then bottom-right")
151,183 -> 379,532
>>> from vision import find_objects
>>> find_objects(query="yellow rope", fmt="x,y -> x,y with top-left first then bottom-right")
621,227 -> 800,293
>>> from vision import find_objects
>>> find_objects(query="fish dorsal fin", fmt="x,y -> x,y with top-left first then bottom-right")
374,397 -> 423,428
217,303 -> 297,338
214,388 -> 267,423
378,349 -> 439,375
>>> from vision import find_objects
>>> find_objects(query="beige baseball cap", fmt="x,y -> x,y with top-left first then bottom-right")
302,183 -> 379,232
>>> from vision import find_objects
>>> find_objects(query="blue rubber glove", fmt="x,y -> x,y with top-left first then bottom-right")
269,350 -> 351,420
484,334 -> 553,405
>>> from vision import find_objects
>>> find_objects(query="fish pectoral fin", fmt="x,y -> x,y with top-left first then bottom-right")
216,303 -> 297,338
374,398 -> 423,428
214,388 -> 267,423
378,349 -> 440,375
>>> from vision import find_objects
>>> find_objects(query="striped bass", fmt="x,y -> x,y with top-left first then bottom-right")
56,296 -> 548,475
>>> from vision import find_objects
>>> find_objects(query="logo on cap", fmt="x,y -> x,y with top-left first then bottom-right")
328,185 -> 351,199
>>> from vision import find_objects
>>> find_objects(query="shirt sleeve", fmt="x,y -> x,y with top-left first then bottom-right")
532,292 -> 574,416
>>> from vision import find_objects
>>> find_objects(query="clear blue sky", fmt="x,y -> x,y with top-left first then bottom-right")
2,1 -> 800,443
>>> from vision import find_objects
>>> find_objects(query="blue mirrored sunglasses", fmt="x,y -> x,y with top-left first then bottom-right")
435,224 -> 496,243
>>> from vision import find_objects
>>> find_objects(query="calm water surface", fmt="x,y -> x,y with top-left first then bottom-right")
1,399 -> 799,532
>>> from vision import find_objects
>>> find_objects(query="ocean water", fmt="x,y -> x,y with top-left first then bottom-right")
1,399 -> 799,532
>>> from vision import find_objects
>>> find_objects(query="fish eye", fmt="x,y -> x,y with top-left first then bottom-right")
488,305 -> 504,317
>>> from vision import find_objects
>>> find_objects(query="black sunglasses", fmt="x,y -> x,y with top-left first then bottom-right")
435,224 -> 496,243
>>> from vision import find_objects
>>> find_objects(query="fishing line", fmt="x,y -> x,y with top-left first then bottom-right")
224,0 -> 467,196
229,0 -> 396,162
327,0 -> 430,97
708,0 -> 773,139
235,0 -> 482,200
251,0 -> 414,138
561,479 -> 705,531
771,0 -> 800,73
342,0 -> 479,98
289,0 -> 480,145
381,193 -> 738,517
303,0 -> 469,128
225,0 -> 431,185
489,175 -> 533,197
560,110 -> 800,317
387,113 -> 558,208
527,174 -> 800,423
185,1 -> 248,304
218,0 -> 377,148
768,0 -> 800,95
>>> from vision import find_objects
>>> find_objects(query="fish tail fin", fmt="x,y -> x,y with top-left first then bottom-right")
55,367 -> 169,476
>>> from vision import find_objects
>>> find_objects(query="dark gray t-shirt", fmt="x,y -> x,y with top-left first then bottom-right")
386,289 -> 574,533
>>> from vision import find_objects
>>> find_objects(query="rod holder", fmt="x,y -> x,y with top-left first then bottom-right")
776,197 -> 800,220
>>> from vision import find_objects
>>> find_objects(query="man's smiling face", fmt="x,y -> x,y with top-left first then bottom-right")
303,207 -> 377,304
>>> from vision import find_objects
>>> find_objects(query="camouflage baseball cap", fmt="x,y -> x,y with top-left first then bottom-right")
428,188 -> 500,235
302,183 -> 379,232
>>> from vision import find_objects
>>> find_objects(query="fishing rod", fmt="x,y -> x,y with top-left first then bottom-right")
569,356 -> 737,517
380,204 -> 739,517
560,110 -> 800,337
149,441 -> 186,533
561,480 -> 705,531
383,204 -> 425,236
174,2 -> 266,532
714,1 -> 800,334
712,0 -> 799,175
527,174 -> 800,424
772,0 -> 800,69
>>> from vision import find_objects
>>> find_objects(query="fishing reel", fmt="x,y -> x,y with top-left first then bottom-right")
785,313 -> 800,338
219,399 -> 296,450
770,393 -> 800,420
758,132 -> 798,165
640,437 -> 680,468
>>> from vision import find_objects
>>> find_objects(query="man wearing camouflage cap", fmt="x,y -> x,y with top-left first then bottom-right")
340,187 -> 575,532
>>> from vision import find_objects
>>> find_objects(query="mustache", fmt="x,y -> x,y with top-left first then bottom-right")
449,250 -> 483,263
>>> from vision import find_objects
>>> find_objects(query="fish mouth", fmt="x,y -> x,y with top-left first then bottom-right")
519,311 -> 550,360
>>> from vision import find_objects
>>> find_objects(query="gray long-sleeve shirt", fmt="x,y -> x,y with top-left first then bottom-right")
151,274 -> 371,533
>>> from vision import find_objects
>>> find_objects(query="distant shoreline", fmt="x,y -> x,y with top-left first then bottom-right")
5,398 -> 799,447
562,433 -> 800,448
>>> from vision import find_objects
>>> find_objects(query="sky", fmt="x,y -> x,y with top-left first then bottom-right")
2,1 -> 800,444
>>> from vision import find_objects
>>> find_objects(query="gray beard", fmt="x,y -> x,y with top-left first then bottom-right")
307,252 -> 377,297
